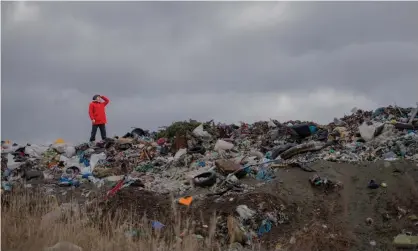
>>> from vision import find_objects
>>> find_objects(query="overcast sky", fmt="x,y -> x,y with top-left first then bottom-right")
2,2 -> 418,144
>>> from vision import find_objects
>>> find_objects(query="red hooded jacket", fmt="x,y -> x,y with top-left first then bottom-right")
89,96 -> 110,125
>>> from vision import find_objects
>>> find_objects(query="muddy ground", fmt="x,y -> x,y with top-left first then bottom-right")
10,160 -> 418,251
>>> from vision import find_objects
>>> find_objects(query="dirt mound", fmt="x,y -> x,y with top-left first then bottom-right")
100,189 -> 173,220
94,160 -> 418,251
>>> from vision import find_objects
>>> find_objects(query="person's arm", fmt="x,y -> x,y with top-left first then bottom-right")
89,103 -> 95,121
100,95 -> 110,106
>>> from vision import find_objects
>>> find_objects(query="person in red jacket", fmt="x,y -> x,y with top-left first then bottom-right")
89,95 -> 110,142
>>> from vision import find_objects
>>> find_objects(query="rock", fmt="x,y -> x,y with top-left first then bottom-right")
408,215 -> 418,221
227,216 -> 246,244
215,160 -> 242,174
366,217 -> 374,225
44,241 -> 82,251
393,234 -> 418,248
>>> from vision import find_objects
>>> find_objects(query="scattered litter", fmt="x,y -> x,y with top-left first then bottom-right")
178,196 -> 193,206
151,221 -> 165,230
236,205 -> 255,220
2,104 -> 418,251
368,180 -> 380,189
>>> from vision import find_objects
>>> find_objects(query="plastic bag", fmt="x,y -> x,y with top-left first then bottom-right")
1,143 -> 20,154
174,148 -> 187,160
90,153 -> 106,172
192,124 -> 211,138
358,122 -> 383,141
51,143 -> 67,153
236,205 -> 255,220
7,154 -> 22,170
63,146 -> 76,158
214,140 -> 234,152
64,156 -> 82,169
24,144 -> 48,158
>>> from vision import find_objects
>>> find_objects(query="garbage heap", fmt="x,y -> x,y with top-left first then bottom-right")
1,105 -> 418,195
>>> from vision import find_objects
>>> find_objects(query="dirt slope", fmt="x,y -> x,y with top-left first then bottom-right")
96,160 -> 418,251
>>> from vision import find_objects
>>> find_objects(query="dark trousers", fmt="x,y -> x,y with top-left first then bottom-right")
90,124 -> 107,142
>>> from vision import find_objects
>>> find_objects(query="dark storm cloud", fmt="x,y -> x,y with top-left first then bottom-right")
2,2 -> 418,144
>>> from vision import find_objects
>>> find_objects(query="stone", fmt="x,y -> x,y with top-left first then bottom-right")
393,234 -> 418,248
215,160 -> 242,174
408,215 -> 418,221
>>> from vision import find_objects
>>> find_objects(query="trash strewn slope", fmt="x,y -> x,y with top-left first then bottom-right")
2,104 -> 418,251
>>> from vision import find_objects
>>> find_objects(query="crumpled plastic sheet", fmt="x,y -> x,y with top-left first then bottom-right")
257,219 -> 272,237
256,167 -> 275,181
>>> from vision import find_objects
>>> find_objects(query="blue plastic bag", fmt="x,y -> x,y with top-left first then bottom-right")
257,220 -> 272,237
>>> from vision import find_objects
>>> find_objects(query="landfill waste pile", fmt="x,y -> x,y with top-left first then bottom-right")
2,104 -> 418,251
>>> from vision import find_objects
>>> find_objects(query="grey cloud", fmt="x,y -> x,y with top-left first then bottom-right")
2,2 -> 418,143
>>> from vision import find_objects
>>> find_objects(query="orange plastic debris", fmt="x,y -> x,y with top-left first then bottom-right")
54,138 -> 65,144
178,196 -> 193,206
48,162 -> 57,168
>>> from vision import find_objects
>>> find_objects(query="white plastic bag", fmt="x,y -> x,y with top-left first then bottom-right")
358,122 -> 382,141
24,144 -> 48,158
2,143 -> 20,154
236,205 -> 256,220
192,124 -> 211,138
268,120 -> 276,128
59,155 -> 69,162
64,156 -> 83,172
214,140 -> 234,152
7,153 -> 22,170
63,146 -> 76,158
90,153 -> 106,172
51,143 -> 67,153
174,148 -> 187,160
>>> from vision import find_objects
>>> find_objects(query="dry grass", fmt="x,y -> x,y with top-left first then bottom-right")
1,178 -> 373,251
1,188 -> 221,251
